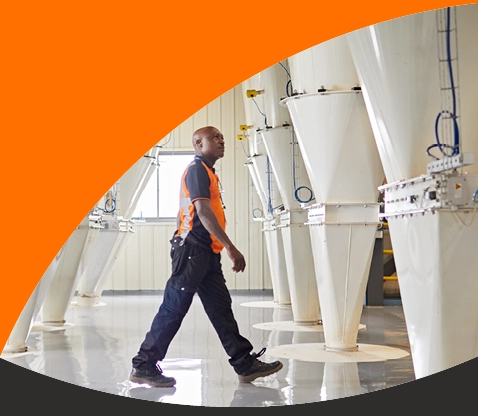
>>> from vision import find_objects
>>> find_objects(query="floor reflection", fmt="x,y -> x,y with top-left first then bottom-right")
229,383 -> 286,407
1,291 -> 414,406
127,385 -> 177,401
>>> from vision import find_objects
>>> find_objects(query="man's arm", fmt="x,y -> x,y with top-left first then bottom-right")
194,199 -> 246,273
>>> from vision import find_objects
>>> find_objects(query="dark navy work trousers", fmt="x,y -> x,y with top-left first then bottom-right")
131,235 -> 255,374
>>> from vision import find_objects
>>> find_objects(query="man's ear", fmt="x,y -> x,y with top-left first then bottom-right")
197,139 -> 202,147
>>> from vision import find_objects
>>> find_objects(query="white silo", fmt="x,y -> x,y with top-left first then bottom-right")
2,244 -> 66,354
253,61 -> 320,325
281,35 -> 385,350
40,213 -> 102,324
41,146 -> 160,325
241,78 -> 291,307
346,4 -> 478,378
76,146 -> 160,306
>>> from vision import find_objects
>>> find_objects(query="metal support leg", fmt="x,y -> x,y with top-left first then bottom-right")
365,234 -> 384,306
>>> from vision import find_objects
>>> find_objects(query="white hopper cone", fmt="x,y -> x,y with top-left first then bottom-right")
347,4 -> 478,378
2,244 -> 66,355
260,125 -> 319,325
282,35 -> 385,351
41,215 -> 100,325
240,78 -> 291,308
254,62 -> 321,326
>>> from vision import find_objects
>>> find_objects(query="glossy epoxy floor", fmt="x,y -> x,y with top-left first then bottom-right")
1,291 -> 415,406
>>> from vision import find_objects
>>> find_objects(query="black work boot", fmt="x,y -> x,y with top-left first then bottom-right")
129,363 -> 176,388
237,348 -> 283,383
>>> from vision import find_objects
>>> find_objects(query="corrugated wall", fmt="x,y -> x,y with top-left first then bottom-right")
105,86 -> 272,291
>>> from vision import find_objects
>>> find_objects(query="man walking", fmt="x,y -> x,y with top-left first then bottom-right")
130,126 -> 283,387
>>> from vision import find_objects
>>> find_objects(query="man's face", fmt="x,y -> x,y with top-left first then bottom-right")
199,128 -> 225,160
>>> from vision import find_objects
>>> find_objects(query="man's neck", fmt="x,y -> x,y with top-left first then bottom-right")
195,154 -> 216,168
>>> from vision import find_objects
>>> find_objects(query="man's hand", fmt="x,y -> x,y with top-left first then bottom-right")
226,246 -> 246,273
194,199 -> 247,273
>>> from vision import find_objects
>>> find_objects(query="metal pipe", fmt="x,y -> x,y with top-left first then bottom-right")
384,276 -> 398,281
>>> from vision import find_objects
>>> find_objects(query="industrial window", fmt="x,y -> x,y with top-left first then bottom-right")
132,152 -> 194,221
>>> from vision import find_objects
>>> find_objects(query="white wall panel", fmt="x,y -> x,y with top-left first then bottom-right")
138,225 -> 154,290
193,105 -> 209,130
154,224 -> 175,288
207,95 -> 222,129
178,116 -> 194,149
220,89 -> 237,287
107,86 -> 271,291
125,229 -> 139,290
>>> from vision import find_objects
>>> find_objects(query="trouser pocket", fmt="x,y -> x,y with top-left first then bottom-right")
169,240 -> 209,292
170,236 -> 185,274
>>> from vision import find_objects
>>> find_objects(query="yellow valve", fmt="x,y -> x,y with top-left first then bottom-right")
237,134 -> 245,141
239,125 -> 251,131
246,89 -> 263,98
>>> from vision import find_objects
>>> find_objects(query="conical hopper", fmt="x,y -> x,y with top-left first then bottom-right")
244,157 -> 272,277
91,220 -> 134,303
246,149 -> 290,306
347,4 -> 478,377
283,36 -> 384,349
256,62 -> 320,325
263,217 -> 291,305
76,218 -> 131,307
245,160 -> 268,220
241,78 -> 290,306
250,131 -> 275,210
346,11 -> 442,182
381,198 -> 478,378
308,212 -> 379,350
260,63 -> 292,128
260,125 -> 319,324
76,148 -> 158,306
2,244 -> 66,354
41,214 -> 101,325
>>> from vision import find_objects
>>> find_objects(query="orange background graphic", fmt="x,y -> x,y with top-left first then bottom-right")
1,0 -> 471,348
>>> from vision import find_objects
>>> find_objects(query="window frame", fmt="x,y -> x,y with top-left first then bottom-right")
132,150 -> 195,222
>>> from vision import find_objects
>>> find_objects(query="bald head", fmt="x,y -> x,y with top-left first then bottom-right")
192,126 -> 225,165
192,126 -> 216,149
